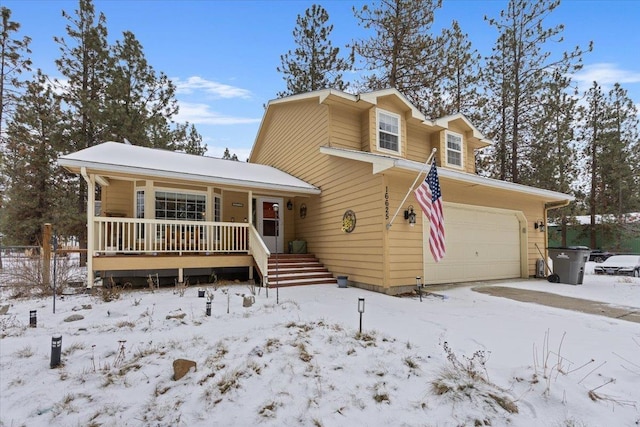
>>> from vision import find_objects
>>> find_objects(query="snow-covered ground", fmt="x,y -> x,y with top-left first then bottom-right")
0,263 -> 638,426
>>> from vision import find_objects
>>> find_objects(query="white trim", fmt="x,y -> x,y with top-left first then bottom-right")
319,146 -> 574,202
445,130 -> 463,170
376,109 -> 402,155
59,157 -> 320,195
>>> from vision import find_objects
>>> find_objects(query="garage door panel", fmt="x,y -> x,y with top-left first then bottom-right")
424,204 -> 521,284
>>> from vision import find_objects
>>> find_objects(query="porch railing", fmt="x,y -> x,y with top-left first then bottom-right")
248,224 -> 270,278
93,217 -> 249,255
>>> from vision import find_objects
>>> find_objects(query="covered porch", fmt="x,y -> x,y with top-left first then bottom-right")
58,142 -> 320,287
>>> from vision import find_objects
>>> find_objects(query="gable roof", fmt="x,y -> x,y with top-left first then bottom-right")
58,142 -> 320,195
319,146 -> 573,202
250,88 -> 492,161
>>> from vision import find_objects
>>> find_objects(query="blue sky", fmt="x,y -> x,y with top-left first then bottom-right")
4,0 -> 639,160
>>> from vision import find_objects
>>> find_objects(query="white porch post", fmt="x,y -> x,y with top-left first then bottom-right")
81,167 -> 95,287
248,191 -> 253,280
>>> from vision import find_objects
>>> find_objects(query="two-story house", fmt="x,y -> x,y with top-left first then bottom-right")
59,88 -> 572,293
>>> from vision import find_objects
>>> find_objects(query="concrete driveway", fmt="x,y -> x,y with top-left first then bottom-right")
472,285 -> 640,324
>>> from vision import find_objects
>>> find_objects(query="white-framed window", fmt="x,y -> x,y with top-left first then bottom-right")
445,131 -> 463,168
135,190 -> 145,239
377,109 -> 401,154
155,190 -> 207,221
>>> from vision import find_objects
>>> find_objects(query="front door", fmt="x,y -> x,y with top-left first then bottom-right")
256,197 -> 284,253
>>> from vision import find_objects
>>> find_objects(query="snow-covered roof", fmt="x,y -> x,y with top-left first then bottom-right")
58,142 -> 320,195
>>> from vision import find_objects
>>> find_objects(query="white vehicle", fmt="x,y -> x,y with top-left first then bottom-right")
593,255 -> 640,277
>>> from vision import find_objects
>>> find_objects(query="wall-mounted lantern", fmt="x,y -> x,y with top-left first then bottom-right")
404,205 -> 416,226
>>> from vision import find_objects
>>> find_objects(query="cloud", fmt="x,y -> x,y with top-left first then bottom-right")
174,76 -> 252,99
573,63 -> 640,86
175,102 -> 261,125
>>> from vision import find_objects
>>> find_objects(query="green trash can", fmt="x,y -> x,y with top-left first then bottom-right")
547,247 -> 590,285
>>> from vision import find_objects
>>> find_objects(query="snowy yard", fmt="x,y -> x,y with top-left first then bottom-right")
0,263 -> 639,426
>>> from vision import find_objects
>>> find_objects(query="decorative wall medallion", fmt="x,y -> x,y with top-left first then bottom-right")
299,203 -> 307,219
342,210 -> 356,233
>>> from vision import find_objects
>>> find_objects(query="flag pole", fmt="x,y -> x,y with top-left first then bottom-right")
386,148 -> 437,229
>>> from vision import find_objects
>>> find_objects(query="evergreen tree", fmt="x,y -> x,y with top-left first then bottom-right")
106,30 -> 180,149
599,84 -> 639,217
2,72 -> 65,245
352,0 -> 445,115
526,69 -> 579,245
436,20 -> 483,120
54,0 -> 111,259
578,81 -> 608,248
483,0 -> 590,183
222,147 -> 239,161
174,122 -> 206,155
277,4 -> 352,97
0,6 -> 32,140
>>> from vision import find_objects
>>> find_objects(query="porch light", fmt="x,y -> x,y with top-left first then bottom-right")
404,205 -> 416,226
287,200 -> 293,210
534,220 -> 545,232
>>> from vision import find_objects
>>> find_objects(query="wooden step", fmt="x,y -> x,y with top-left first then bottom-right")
265,253 -> 337,287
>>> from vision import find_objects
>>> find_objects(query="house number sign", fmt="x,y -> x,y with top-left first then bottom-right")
385,186 -> 389,220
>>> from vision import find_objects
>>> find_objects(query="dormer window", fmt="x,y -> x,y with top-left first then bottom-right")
377,110 -> 401,154
446,131 -> 463,168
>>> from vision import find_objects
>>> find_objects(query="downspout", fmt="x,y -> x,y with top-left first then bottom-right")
80,167 -> 95,288
544,199 -> 572,259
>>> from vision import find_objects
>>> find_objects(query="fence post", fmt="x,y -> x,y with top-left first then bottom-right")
42,223 -> 52,289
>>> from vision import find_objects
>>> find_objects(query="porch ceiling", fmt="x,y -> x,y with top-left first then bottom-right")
58,142 -> 320,196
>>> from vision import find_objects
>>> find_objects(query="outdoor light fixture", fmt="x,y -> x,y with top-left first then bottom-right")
416,276 -> 423,302
287,199 -> 293,210
357,297 -> 365,333
534,220 -> 545,232
404,205 -> 416,226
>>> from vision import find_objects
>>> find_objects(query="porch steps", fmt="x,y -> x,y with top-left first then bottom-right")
267,254 -> 337,287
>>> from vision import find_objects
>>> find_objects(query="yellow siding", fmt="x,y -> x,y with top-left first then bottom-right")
384,174 -> 424,286
222,191 -> 248,223
329,105 -> 362,150
102,180 -> 133,217
253,99 -> 386,287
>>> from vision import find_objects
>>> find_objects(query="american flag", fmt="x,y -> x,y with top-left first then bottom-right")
414,160 -> 445,262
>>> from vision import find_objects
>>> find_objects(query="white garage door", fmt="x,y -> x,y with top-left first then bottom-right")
423,203 -> 522,284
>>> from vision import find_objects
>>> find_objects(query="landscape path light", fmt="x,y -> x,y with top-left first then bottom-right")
50,334 -> 62,368
358,297 -> 365,334
30,310 -> 37,328
416,276 -> 423,302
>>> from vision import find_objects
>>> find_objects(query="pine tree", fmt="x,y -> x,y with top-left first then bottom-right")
2,72 -> 65,245
222,148 -> 239,161
526,70 -> 579,245
54,0 -> 112,261
483,0 -> 590,183
578,82 -> 607,248
277,4 -> 352,97
436,20 -> 483,119
352,0 -> 444,114
105,30 -> 180,149
0,6 -> 32,141
599,84 -> 639,216
174,122 -> 206,155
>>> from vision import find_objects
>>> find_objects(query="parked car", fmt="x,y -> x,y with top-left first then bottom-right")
589,249 -> 615,263
593,255 -> 640,277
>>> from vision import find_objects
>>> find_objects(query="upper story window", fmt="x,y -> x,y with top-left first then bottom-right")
377,110 -> 401,154
446,131 -> 463,168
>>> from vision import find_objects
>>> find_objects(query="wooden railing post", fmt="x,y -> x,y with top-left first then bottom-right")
42,223 -> 52,288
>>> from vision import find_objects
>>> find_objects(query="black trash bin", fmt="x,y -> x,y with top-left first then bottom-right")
547,247 -> 590,285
